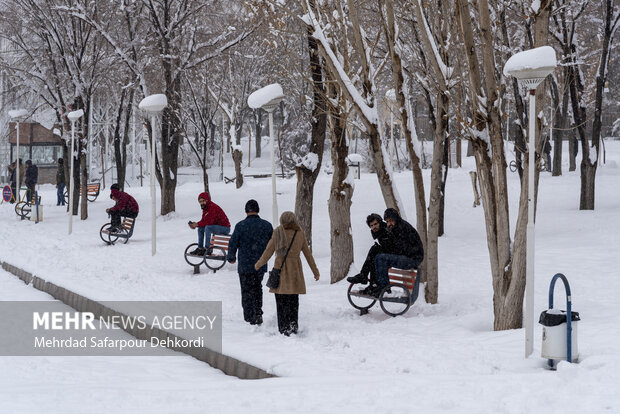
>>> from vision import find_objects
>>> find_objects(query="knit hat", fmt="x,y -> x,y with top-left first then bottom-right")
245,199 -> 259,213
383,208 -> 400,221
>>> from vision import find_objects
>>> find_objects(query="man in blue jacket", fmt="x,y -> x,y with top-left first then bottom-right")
227,200 -> 273,325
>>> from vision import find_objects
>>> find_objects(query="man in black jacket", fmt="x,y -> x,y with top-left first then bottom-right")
227,200 -> 273,325
373,208 -> 424,294
24,160 -> 38,202
347,213 -> 394,290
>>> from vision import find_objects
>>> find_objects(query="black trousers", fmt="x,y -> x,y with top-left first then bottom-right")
275,294 -> 299,335
110,209 -> 138,227
360,244 -> 382,283
238,272 -> 264,324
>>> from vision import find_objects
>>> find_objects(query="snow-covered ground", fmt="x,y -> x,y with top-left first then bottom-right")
1,141 -> 619,413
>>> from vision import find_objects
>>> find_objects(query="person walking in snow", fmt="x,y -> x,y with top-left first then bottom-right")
255,211 -> 320,336
56,158 -> 66,206
105,183 -> 139,233
227,200 -> 273,325
347,213 -> 395,295
188,192 -> 230,256
372,208 -> 424,296
24,159 -> 38,202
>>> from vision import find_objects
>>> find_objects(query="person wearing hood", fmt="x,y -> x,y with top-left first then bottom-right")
227,200 -> 273,325
347,213 -> 395,294
7,159 -> 24,203
105,183 -> 139,233
56,158 -> 66,206
372,208 -> 424,296
188,192 -> 230,256
255,211 -> 320,336
24,159 -> 38,202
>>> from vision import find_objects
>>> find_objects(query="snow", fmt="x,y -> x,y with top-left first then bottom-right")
503,46 -> 557,79
66,109 -> 84,121
346,153 -> 363,163
1,142 -> 620,412
138,94 -> 168,113
531,0 -> 541,13
247,84 -> 284,109
8,109 -> 28,119
297,152 -> 319,172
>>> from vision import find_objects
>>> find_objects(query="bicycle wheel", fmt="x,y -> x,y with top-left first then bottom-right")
347,283 -> 377,311
15,201 -> 26,217
100,223 -> 120,245
379,284 -> 411,317
204,247 -> 227,271
184,243 -> 206,267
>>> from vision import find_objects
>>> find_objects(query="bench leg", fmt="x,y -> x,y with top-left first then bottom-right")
193,265 -> 201,275
359,308 -> 369,316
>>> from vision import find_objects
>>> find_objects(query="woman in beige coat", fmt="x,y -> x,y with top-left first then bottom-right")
255,211 -> 320,335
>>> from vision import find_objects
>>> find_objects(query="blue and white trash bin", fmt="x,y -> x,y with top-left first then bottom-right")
539,273 -> 580,365
539,308 -> 580,361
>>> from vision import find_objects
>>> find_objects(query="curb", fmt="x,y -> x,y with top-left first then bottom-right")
1,260 -> 275,380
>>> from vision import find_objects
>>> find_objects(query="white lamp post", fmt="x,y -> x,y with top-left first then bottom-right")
504,45 -> 557,358
386,89 -> 397,170
66,109 -> 84,235
138,94 -> 168,256
248,84 -> 285,225
8,109 -> 28,201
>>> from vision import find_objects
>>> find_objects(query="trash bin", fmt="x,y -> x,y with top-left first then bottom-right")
539,308 -> 580,361
346,154 -> 363,179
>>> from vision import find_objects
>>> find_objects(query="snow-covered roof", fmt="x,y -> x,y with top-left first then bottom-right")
503,46 -> 557,79
248,84 -> 284,109
139,94 -> 168,113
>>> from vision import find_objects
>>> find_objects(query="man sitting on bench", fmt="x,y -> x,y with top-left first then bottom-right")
188,192 -> 230,256
371,208 -> 424,296
106,183 -> 139,233
347,213 -> 395,295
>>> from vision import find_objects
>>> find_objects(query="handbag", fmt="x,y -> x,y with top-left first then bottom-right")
266,230 -> 297,289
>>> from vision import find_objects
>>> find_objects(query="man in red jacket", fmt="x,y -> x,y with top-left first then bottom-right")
105,183 -> 139,233
188,192 -> 230,255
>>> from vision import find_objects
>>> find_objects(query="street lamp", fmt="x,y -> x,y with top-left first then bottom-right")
504,45 -> 557,358
248,83 -> 284,225
66,109 -> 84,235
8,109 -> 28,202
138,94 -> 168,256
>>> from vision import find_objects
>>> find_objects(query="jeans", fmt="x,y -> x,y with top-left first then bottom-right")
57,183 -> 66,206
239,272 -> 264,324
110,209 -> 138,227
198,225 -> 230,248
374,254 -> 421,289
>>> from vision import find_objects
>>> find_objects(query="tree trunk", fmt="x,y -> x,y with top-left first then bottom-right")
294,29 -> 327,249
254,109 -> 263,158
426,91 -> 448,304
232,148 -> 243,188
438,129 -> 449,237
328,105 -> 353,284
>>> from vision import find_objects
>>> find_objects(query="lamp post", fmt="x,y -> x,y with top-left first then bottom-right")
386,89 -> 397,170
66,109 -> 84,235
248,84 -> 285,225
138,94 -> 168,256
504,45 -> 557,358
8,109 -> 28,201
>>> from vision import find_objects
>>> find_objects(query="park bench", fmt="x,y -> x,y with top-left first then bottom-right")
184,233 -> 231,274
14,192 -> 41,220
64,182 -> 101,203
99,217 -> 137,245
347,267 -> 420,317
